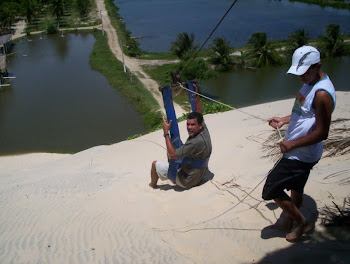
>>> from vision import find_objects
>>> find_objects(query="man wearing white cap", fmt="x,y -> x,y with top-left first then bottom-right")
262,46 -> 336,241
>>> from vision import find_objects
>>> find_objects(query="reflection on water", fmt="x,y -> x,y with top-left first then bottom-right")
117,0 -> 350,108
0,33 -> 146,155
117,0 -> 350,52
201,57 -> 350,108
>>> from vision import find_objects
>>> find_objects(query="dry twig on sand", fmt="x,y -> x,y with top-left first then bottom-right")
320,197 -> 350,227
260,128 -> 285,161
323,118 -> 350,157
260,118 -> 350,160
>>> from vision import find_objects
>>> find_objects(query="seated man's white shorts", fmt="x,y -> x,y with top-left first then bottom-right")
155,161 -> 169,181
155,161 -> 186,188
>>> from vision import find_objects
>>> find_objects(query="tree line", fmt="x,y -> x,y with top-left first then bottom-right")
168,24 -> 350,81
288,0 -> 350,10
0,0 -> 93,35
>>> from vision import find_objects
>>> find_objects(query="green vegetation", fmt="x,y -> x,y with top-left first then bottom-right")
141,23 -> 350,112
104,0 -> 141,57
288,29 -> 310,50
89,30 -> 162,130
320,24 -> 348,57
138,52 -> 178,61
170,32 -> 198,59
202,100 -> 232,114
247,32 -> 283,68
141,61 -> 229,112
141,62 -> 191,109
3,0 -> 349,136
289,0 -> 350,10
142,63 -> 179,86
50,0 -> 65,22
127,134 -> 143,140
147,98 -> 233,137
179,56 -> 217,81
209,37 -> 234,71
166,32 -> 217,83
74,0 -> 92,18
0,0 -> 99,35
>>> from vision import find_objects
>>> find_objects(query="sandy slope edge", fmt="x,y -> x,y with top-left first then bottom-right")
0,92 -> 349,264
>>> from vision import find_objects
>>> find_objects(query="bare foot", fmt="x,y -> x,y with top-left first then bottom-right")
272,217 -> 293,232
286,222 -> 312,241
149,183 -> 157,189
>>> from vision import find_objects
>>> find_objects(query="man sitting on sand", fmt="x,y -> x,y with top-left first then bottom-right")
149,86 -> 212,189
262,46 -> 336,241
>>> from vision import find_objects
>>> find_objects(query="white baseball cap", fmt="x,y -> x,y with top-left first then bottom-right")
287,46 -> 320,75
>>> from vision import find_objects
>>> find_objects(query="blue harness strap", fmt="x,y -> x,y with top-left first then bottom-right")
162,85 -> 183,148
161,83 -> 210,183
161,85 -> 183,182
186,80 -> 197,112
182,157 -> 209,169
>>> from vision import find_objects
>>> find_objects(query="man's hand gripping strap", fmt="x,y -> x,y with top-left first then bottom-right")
161,85 -> 183,182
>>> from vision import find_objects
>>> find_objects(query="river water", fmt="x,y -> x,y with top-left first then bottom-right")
201,56 -> 350,108
2,0 -> 350,155
0,33 -> 146,155
117,0 -> 350,107
117,0 -> 350,52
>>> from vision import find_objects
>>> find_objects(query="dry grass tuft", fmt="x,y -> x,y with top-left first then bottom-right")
260,118 -> 350,160
320,197 -> 350,227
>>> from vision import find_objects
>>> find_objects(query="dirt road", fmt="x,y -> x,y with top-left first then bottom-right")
12,3 -> 186,116
96,0 -> 186,116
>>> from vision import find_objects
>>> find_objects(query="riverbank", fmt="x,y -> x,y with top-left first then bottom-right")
291,0 -> 350,10
95,0 -> 186,116
11,20 -> 103,41
89,30 -> 162,130
10,0 -> 187,123
0,92 -> 349,263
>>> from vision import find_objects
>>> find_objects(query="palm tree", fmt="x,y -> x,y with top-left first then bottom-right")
49,0 -> 65,23
232,51 -> 252,70
209,37 -> 233,71
127,38 -> 140,57
74,0 -> 91,19
180,57 -> 216,81
247,32 -> 281,68
20,0 -> 39,25
288,29 -> 309,49
0,1 -> 21,33
320,24 -> 346,57
170,32 -> 198,60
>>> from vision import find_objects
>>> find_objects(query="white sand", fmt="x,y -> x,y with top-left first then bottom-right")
0,92 -> 349,263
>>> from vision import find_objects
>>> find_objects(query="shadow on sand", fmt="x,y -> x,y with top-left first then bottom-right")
158,169 -> 214,191
258,194 -> 350,263
261,194 -> 319,240
257,227 -> 350,264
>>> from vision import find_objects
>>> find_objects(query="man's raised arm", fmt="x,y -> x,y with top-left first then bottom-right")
193,83 -> 203,115
162,117 -> 177,159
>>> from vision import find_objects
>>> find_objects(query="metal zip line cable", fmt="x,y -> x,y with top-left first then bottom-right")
178,83 -> 267,122
192,0 -> 240,61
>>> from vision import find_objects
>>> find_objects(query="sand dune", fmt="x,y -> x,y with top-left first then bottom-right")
0,92 -> 349,263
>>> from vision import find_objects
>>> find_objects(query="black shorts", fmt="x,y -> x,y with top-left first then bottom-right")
262,158 -> 317,200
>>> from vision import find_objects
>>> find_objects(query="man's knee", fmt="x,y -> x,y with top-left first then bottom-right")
152,160 -> 157,168
151,161 -> 157,175
262,188 -> 290,201
291,190 -> 304,207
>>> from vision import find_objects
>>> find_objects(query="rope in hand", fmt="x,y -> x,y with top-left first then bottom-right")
192,0 -> 240,62
178,83 -> 267,122
178,83 -> 284,142
152,85 -> 286,232
154,154 -> 283,233
277,127 -> 283,141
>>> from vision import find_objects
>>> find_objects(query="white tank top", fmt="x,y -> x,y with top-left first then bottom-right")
284,75 -> 336,163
